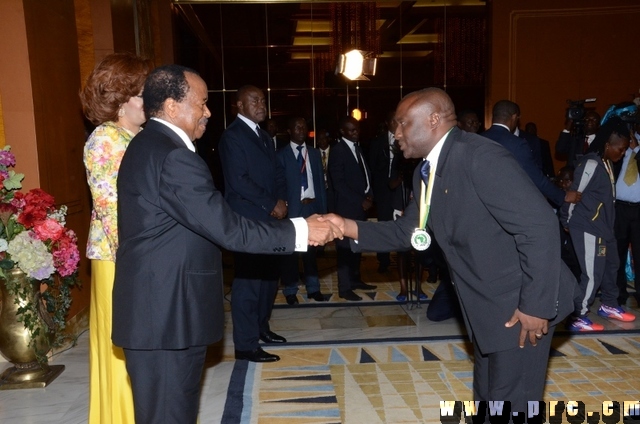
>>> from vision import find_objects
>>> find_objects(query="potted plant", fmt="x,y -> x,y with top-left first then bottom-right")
0,145 -> 80,389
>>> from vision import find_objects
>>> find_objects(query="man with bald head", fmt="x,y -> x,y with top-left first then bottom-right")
324,88 -> 576,416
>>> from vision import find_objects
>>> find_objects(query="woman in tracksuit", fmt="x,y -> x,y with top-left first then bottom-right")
560,117 -> 634,331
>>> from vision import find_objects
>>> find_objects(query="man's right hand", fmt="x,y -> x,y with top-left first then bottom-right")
564,190 -> 581,204
305,214 -> 343,246
563,118 -> 573,132
271,199 -> 288,219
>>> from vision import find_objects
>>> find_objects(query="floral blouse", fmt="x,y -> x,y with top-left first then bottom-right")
83,122 -> 135,261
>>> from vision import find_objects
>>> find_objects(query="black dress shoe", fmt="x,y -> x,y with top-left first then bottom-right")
285,294 -> 299,305
351,281 -> 377,290
235,347 -> 280,362
339,290 -> 362,301
307,291 -> 326,302
259,330 -> 287,344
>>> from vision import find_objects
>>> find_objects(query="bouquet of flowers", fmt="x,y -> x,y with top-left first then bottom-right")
0,145 -> 80,361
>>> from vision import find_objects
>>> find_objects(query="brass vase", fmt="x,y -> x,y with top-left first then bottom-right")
0,267 -> 64,389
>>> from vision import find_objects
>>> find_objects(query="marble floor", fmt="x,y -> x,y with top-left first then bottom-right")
1,251 -> 639,423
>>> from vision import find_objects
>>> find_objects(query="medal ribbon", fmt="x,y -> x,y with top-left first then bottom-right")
418,161 -> 435,229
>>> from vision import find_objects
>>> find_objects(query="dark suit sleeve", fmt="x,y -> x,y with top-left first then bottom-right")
555,131 -> 572,155
218,129 -> 278,213
275,149 -> 287,200
515,139 -> 565,208
351,204 -> 416,252
160,148 -> 295,253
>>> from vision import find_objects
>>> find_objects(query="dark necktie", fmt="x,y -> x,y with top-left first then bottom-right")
297,145 -> 308,191
420,160 -> 430,186
257,125 -> 266,148
355,143 -> 367,180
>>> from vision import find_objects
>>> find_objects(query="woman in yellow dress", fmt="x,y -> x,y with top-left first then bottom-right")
80,53 -> 153,423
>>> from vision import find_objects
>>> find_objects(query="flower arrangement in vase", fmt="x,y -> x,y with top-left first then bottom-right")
0,145 -> 81,364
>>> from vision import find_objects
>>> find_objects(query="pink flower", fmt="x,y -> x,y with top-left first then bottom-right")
52,229 -> 80,277
33,218 -> 64,241
0,150 -> 16,167
11,192 -> 25,209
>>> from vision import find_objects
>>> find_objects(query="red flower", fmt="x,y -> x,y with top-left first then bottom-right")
24,188 -> 55,210
33,218 -> 64,241
16,188 -> 55,229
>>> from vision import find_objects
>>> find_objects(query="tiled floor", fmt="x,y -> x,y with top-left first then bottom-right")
1,251 -> 639,423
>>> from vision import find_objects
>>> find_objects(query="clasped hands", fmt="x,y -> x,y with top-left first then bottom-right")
304,213 -> 357,246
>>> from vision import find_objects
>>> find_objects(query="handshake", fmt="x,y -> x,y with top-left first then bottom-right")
303,213 -> 358,246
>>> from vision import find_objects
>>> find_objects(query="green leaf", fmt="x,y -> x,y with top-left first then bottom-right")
3,171 -> 24,190
0,259 -> 15,270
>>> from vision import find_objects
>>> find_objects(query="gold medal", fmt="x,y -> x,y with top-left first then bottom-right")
411,228 -> 431,251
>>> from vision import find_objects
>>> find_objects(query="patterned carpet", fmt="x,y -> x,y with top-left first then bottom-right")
222,334 -> 640,424
269,249 -> 436,307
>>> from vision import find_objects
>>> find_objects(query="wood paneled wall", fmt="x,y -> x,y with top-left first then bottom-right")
22,0 -> 92,320
489,0 -> 640,172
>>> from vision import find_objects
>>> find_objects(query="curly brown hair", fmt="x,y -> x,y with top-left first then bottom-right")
80,53 -> 153,125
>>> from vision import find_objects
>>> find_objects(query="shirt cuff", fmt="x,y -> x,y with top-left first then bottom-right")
291,217 -> 308,252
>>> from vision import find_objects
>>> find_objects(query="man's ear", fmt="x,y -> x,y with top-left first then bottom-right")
164,98 -> 177,120
429,112 -> 441,129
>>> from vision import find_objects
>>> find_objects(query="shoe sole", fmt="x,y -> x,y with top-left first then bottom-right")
597,311 -> 636,322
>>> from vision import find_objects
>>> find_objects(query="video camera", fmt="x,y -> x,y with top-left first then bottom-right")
566,98 -> 596,121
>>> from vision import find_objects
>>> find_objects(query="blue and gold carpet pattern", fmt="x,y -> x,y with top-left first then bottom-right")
223,334 -> 640,423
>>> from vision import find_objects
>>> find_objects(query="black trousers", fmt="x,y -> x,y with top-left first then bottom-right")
473,326 -> 554,416
336,243 -> 361,294
124,345 -> 207,424
231,252 -> 280,351
614,201 -> 640,304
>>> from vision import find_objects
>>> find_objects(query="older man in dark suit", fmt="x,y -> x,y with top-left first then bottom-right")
114,66 -> 338,423
324,88 -> 576,416
328,115 -> 377,301
219,85 -> 290,363
277,117 -> 327,304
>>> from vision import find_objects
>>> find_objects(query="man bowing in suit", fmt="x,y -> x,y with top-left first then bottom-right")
114,65 -> 340,423
278,117 -> 327,304
323,88 -> 576,416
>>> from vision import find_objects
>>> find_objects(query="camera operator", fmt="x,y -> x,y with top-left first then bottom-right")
556,109 -> 600,167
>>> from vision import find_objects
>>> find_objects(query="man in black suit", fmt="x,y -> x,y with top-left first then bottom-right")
524,122 -> 555,178
482,100 -> 580,208
327,116 -> 377,301
324,88 -> 576,415
219,85 -> 289,362
277,117 -> 327,304
369,111 -> 403,273
114,65 -> 338,423
555,110 -> 600,167
265,118 -> 288,151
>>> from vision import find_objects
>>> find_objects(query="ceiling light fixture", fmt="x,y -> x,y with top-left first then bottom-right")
336,49 -> 377,81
